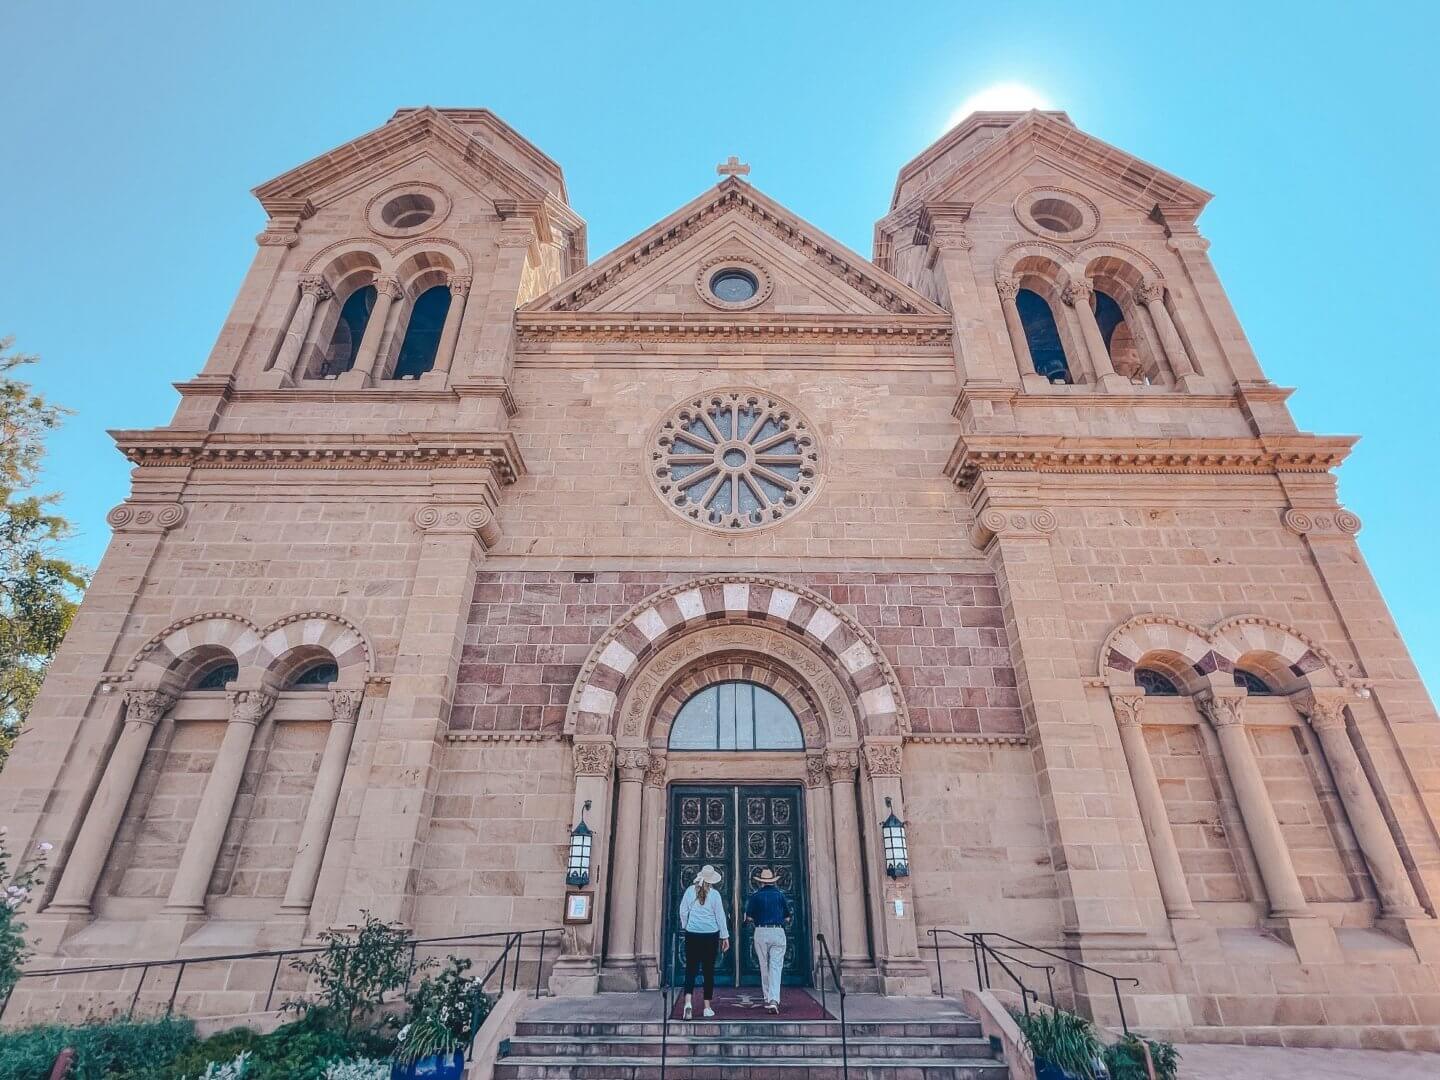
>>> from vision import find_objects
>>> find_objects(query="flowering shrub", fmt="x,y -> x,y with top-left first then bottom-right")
187,1050 -> 251,1080
0,829 -> 50,1000
322,1058 -> 389,1080
401,956 -> 489,1042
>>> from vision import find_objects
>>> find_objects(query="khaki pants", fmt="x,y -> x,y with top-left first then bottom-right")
753,926 -> 786,1004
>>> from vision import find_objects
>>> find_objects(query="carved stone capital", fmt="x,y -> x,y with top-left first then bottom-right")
970,506 -> 1058,549
374,276 -> 404,301
862,740 -> 903,777
805,753 -> 828,789
1291,689 -> 1351,733
1061,280 -> 1093,306
1166,235 -> 1211,254
616,748 -> 651,781
329,688 -> 364,725
825,749 -> 859,783
123,689 -> 177,727
1109,688 -> 1146,728
256,229 -> 300,248
448,274 -> 473,297
1283,507 -> 1361,538
106,502 -> 187,533
497,224 -> 538,249
414,504 -> 502,549
1196,688 -> 1246,729
229,689 -> 277,726
1135,280 -> 1165,305
995,277 -> 1021,301
299,275 -> 332,300
573,740 -> 615,777
643,751 -> 668,788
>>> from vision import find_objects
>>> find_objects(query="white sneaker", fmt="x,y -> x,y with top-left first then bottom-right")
683,1000 -> 692,1020
703,1006 -> 715,1018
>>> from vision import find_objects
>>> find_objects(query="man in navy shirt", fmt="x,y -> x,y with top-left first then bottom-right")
744,867 -> 792,1011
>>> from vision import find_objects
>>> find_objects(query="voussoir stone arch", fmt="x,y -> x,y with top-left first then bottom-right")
566,575 -> 905,741
255,612 -> 372,686
613,623 -> 860,750
1211,615 -> 1348,692
304,237 -> 394,279
994,241 -> 1074,285
1101,614 -> 1227,694
127,612 -> 264,690
1076,241 -> 1164,289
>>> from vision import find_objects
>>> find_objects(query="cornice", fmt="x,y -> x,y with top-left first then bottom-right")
108,429 -> 526,483
946,434 -> 1356,489
515,311 -> 952,346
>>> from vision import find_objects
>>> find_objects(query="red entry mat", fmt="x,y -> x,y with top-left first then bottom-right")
668,987 -> 835,1021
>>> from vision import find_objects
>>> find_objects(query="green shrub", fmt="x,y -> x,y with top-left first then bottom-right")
0,1017 -> 196,1080
284,914 -> 415,1036
1103,1033 -> 1180,1080
1009,1006 -> 1106,1080
165,1028 -> 262,1080
0,834 -> 50,1002
401,957 -> 489,1043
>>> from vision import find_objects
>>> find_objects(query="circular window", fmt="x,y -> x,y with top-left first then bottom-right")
695,257 -> 773,310
710,268 -> 758,304
649,389 -> 821,532
381,193 -> 435,229
366,183 -> 451,237
1013,186 -> 1099,242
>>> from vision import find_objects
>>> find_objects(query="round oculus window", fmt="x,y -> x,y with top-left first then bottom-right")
650,389 -> 822,532
1013,186 -> 1100,241
381,193 -> 436,229
366,184 -> 451,237
709,268 -> 759,304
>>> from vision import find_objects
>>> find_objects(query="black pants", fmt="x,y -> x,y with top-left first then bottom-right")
684,931 -> 720,1000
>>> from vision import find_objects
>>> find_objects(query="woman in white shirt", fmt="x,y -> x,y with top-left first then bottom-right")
677,864 -> 730,1019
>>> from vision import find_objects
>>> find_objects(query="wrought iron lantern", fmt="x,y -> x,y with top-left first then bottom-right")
566,800 -> 594,887
881,797 -> 909,879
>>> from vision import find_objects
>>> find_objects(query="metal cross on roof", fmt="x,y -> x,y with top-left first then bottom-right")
716,156 -> 751,178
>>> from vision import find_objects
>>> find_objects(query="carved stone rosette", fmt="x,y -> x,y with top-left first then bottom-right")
229,689 -> 277,726
573,741 -> 615,777
329,688 -> 364,725
1196,689 -> 1245,728
862,741 -> 903,777
825,749 -> 859,783
123,689 -> 178,727
616,748 -> 652,782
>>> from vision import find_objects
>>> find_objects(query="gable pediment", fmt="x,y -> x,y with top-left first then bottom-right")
524,179 -> 945,318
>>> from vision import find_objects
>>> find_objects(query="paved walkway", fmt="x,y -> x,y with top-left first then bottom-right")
1178,1043 -> 1440,1079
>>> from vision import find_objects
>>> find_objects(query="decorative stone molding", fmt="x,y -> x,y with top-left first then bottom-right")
515,313 -> 952,347
970,506 -> 1058,548
825,749 -> 859,783
123,689 -> 178,727
1165,235 -> 1211,254
374,276 -> 404,302
1109,688 -> 1145,728
695,255 -> 774,311
329,689 -> 364,724
448,274 -> 473,297
1061,280 -> 1093,306
413,504 -> 502,549
565,574 -> 910,740
229,689 -> 277,726
1284,507 -> 1362,537
616,748 -> 651,780
804,753 -> 828,789
1195,689 -> 1246,728
946,434 -> 1355,490
298,275 -> 332,300
573,741 -> 615,777
995,277 -> 1021,301
862,741 -> 903,777
106,502 -> 187,532
1135,280 -> 1166,306
256,230 -> 301,247
648,388 -> 822,533
496,227 -> 538,249
643,751 -> 668,788
445,731 -> 550,743
907,733 -> 1029,746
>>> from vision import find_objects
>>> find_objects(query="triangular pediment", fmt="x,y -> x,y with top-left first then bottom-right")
524,179 -> 945,317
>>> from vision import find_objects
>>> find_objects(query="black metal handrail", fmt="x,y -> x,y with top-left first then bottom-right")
0,926 -> 561,1031
926,928 -> 1140,1034
814,933 -> 848,1080
659,928 -> 679,1080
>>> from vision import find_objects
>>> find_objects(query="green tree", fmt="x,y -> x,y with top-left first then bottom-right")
0,336 -> 87,769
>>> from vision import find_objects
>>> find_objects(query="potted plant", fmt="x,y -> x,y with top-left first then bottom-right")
390,957 -> 489,1080
1010,1007 -> 1108,1080
390,1013 -> 463,1080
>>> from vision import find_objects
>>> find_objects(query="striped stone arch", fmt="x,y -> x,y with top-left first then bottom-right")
1211,615 -> 1345,692
254,612 -> 372,686
565,575 -> 908,740
651,654 -> 827,749
128,613 -> 265,690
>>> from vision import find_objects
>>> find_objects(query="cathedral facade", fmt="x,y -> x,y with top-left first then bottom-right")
4,107 -> 1439,1047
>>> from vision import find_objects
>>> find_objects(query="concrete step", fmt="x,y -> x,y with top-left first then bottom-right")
506,1034 -> 997,1059
514,1019 -> 985,1039
493,1059 -> 1008,1079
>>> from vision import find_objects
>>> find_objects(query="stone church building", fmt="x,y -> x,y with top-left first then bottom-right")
4,106 -> 1439,1048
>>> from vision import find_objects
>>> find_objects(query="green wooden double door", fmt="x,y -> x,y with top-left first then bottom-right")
664,784 -> 812,988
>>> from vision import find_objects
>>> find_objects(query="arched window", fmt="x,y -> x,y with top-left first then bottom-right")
668,681 -> 804,751
193,662 -> 238,691
1094,290 -> 1125,351
1135,667 -> 1181,696
1093,289 -> 1145,380
289,661 -> 339,690
392,285 -> 451,379
321,284 -> 377,376
1016,289 -> 1072,384
1233,668 -> 1275,696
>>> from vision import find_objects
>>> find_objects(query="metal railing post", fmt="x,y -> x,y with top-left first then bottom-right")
534,930 -> 546,999
166,961 -> 187,1017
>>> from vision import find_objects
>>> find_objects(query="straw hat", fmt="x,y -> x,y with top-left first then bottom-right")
754,868 -> 781,886
695,865 -> 723,885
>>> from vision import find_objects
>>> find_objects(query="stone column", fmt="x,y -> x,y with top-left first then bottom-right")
48,690 -> 176,914
280,688 -> 364,913
996,277 -> 1046,388
917,204 -> 1009,386
1109,689 -> 1198,920
1135,280 -> 1200,386
861,740 -> 929,995
1294,690 -> 1425,919
635,752 -> 668,988
550,739 -> 615,995
803,753 -> 840,974
827,750 -> 869,970
268,275 -> 330,383
1062,280 -> 1128,392
350,275 -> 403,383
604,748 -> 650,977
164,689 -> 276,914
428,275 -> 471,379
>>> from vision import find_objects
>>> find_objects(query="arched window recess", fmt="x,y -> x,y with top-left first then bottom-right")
668,681 -> 805,751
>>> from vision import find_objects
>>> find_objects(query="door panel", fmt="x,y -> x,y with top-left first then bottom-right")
664,784 -> 811,988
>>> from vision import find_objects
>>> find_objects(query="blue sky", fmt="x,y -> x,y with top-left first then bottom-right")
3,1 -> 1437,694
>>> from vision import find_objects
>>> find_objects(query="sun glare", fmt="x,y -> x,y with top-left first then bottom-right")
945,83 -> 1052,132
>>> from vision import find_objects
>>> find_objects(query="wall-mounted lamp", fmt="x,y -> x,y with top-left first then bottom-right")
566,800 -> 594,887
881,796 -> 909,879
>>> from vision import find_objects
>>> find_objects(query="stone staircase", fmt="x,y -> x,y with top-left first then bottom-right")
492,993 -> 1009,1079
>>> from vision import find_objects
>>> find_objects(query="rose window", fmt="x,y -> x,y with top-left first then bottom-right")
650,389 -> 820,531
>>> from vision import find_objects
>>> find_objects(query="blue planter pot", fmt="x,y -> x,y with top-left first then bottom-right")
390,1049 -> 465,1080
1034,1059 -> 1082,1080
